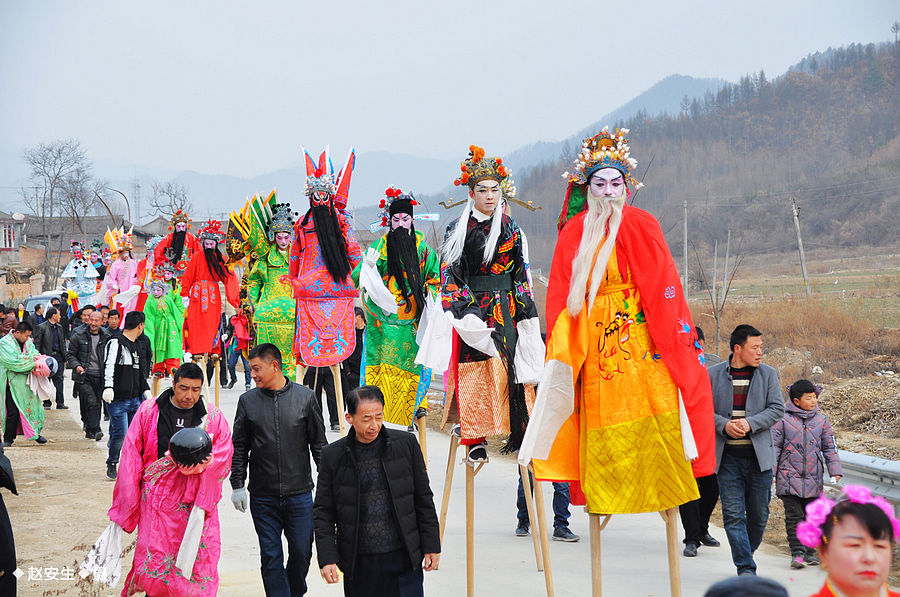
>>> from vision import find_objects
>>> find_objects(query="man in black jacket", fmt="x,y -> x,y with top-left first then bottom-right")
66,310 -> 110,441
102,311 -> 152,480
230,343 -> 327,597
34,307 -> 68,410
314,385 -> 440,596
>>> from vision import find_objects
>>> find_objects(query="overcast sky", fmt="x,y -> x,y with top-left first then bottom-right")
1,1 -> 896,179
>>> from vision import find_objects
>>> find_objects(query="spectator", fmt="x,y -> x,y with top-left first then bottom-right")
49,296 -> 69,342
74,304 -> 96,333
34,307 -> 68,410
99,305 -> 110,327
0,315 -> 15,336
224,313 -> 252,390
704,576 -> 788,597
340,307 -> 366,397
0,443 -> 16,596
314,385 -> 440,595
106,309 -> 121,332
680,326 -> 722,558
102,311 -> 152,480
15,304 -> 25,322
1,321 -> 48,446
230,343 -> 326,597
67,311 -> 110,442
30,304 -> 45,327
515,469 -> 579,542
0,305 -> 6,318
106,362 -> 233,596
709,324 -> 784,576
772,380 -> 842,569
304,366 -> 340,432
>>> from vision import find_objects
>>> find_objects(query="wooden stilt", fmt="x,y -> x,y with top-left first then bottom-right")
213,356 -> 221,408
438,434 -> 460,545
589,512 -> 613,597
530,476 -> 555,596
417,414 -> 427,468
519,465 -> 544,571
296,364 -> 307,384
662,508 -> 682,597
151,375 -> 160,398
329,364 -> 345,436
465,462 -> 475,597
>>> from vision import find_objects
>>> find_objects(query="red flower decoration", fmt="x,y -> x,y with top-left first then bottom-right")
315,167 -> 324,177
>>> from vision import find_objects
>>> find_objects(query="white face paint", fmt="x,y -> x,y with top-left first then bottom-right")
202,239 -> 217,250
470,180 -> 501,216
390,213 -> 413,231
151,285 -> 165,298
589,168 -> 626,199
274,232 -> 292,250
175,223 -> 187,233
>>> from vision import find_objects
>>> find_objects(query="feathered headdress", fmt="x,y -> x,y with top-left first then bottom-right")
198,219 -> 226,243
145,235 -> 164,253
71,240 -> 86,255
453,145 -> 508,188
168,209 -> 191,230
104,226 -> 134,253
267,203 -> 295,241
302,146 -> 356,211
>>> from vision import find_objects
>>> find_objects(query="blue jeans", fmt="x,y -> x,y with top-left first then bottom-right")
228,349 -> 251,385
717,451 -> 774,574
516,470 -> 571,531
250,492 -> 314,597
106,397 -> 142,465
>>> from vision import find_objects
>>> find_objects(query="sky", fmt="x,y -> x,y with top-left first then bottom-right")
1,0 -> 897,181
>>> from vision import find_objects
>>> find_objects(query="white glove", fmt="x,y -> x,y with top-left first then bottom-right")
102,388 -> 114,403
231,487 -> 248,513
364,246 -> 379,268
142,390 -> 152,401
221,333 -> 229,343
183,352 -> 193,363
182,296 -> 190,308
452,313 -> 498,358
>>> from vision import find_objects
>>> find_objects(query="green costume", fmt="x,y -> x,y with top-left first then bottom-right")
0,333 -> 44,440
143,283 -> 186,373
247,246 -> 296,378
351,230 -> 440,426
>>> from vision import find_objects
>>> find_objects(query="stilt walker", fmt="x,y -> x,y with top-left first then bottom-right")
518,127 -> 717,596
101,227 -> 141,318
351,187 -> 440,453
180,219 -> 240,406
281,147 -> 361,435
143,265 -> 185,392
60,240 -> 101,310
420,146 -> 547,595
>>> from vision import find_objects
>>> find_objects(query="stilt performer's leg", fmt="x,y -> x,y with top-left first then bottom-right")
329,364 -> 345,436
532,475 -> 555,596
438,434 -> 460,545
589,512 -> 613,597
661,508 -> 682,597
519,464 -> 543,571
465,462 -> 475,597
151,374 -> 160,398
417,411 -> 427,468
212,354 -> 221,408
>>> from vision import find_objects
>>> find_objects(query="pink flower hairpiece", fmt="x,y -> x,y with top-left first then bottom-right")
796,484 -> 900,548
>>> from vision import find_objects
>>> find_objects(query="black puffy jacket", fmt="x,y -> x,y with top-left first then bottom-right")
230,380 -> 327,497
66,325 -> 111,376
313,426 -> 440,578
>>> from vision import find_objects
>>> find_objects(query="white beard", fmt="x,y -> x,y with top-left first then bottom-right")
566,193 -> 626,317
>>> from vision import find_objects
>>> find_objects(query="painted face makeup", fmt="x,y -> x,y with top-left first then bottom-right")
202,239 -> 217,250
471,180 -> 501,215
163,270 -> 174,281
151,285 -> 165,298
589,168 -> 626,199
274,232 -> 292,250
175,223 -> 187,233
390,213 -> 413,231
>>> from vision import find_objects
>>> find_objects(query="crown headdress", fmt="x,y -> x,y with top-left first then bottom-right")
159,262 -> 177,275
145,235 -> 164,253
71,240 -> 86,254
199,219 -> 226,242
563,126 -> 642,190
148,267 -> 169,291
169,209 -> 191,230
302,146 -> 356,210
104,226 -> 134,253
377,187 -> 418,228
454,145 -> 508,188
267,203 -> 295,241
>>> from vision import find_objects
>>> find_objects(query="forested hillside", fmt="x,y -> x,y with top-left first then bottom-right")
506,42 -> 900,272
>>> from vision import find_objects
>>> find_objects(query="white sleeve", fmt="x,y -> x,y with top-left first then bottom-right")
104,338 -> 119,391
518,359 -> 575,466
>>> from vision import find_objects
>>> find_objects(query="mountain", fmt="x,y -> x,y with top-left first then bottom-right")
504,74 -> 727,172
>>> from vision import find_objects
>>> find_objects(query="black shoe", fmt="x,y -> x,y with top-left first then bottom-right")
791,554 -> 806,569
1,440 -> 12,447
683,543 -> 698,557
414,406 -> 427,420
699,533 -> 720,547
330,424 -> 340,432
552,527 -> 580,542
515,523 -> 530,537
226,380 -> 236,389
804,552 -> 820,566
94,431 -> 103,441
466,443 -> 488,463
245,384 -> 251,391
104,414 -> 110,421
56,405 -> 69,410
35,435 -> 48,444
106,463 -> 117,480
738,569 -> 756,577
43,400 -> 52,409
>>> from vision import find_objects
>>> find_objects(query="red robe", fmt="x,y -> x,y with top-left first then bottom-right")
543,205 -> 716,479
180,253 -> 239,355
154,232 -> 202,277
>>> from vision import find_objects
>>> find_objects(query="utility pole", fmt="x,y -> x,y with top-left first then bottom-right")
791,197 -> 811,296
683,198 -> 688,301
712,239 -> 719,356
132,178 -> 142,226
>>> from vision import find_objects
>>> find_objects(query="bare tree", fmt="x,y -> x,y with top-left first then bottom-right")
892,20 -> 900,44
22,139 -> 94,288
149,180 -> 192,218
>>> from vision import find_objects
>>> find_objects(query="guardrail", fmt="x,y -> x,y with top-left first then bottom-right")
828,450 -> 900,510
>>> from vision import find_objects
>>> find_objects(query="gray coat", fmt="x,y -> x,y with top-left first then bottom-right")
709,358 -> 785,473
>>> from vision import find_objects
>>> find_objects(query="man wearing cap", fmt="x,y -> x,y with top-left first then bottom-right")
106,362 -> 233,596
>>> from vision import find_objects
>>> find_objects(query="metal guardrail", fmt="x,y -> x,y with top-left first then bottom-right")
829,450 -> 900,510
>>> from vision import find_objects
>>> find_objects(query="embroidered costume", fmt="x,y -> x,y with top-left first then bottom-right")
101,227 -> 140,318
61,240 -> 100,308
281,148 -> 362,367
519,128 -> 715,514
154,209 -> 202,278
352,188 -> 440,426
143,268 -> 186,376
0,332 -> 44,441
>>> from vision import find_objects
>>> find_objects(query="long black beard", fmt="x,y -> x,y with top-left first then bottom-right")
386,225 -> 425,313
169,230 -> 186,264
307,204 -> 351,283
203,246 -> 229,283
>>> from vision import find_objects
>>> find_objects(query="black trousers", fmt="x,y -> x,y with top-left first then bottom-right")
679,474 -> 720,545
303,367 -> 338,427
344,549 -> 423,597
77,373 -> 104,435
0,492 -> 15,597
50,369 -> 64,407
780,494 -> 817,556
3,390 -> 18,444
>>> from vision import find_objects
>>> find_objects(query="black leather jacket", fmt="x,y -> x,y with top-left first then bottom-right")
66,325 -> 111,379
230,380 -> 327,497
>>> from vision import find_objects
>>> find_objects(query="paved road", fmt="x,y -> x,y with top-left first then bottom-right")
70,380 -> 827,596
